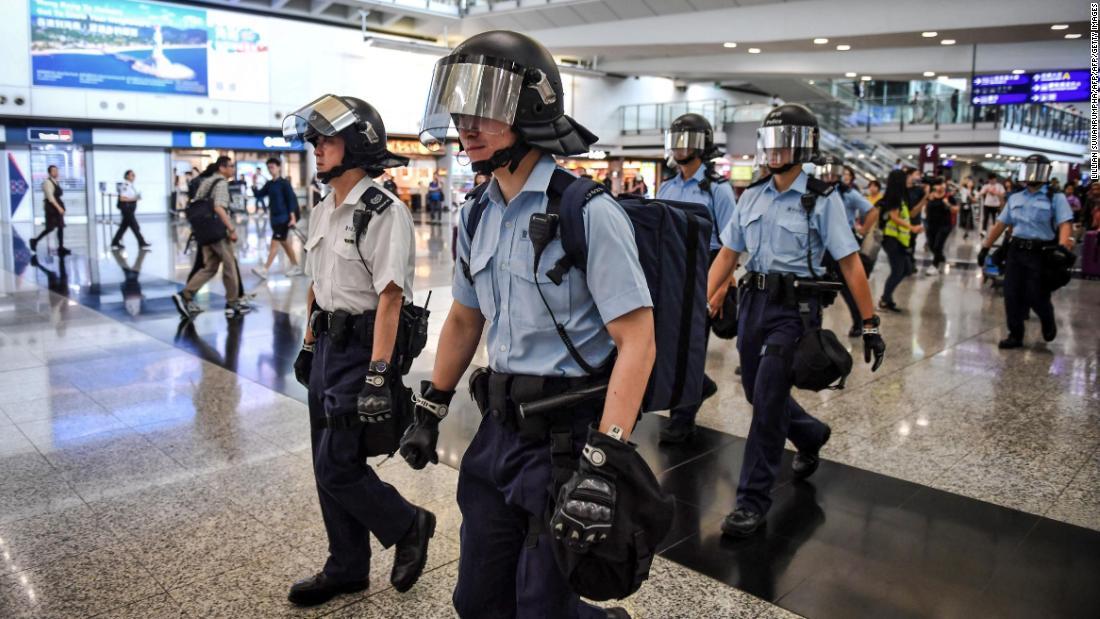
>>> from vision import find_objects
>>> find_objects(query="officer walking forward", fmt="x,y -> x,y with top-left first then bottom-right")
706,104 -> 886,537
978,154 -> 1074,349
284,94 -> 436,606
655,113 -> 737,443
398,31 -> 652,619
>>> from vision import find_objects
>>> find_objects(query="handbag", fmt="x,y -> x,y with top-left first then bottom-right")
860,227 -> 883,262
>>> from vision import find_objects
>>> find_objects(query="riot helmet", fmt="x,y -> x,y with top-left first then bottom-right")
283,94 -> 408,183
666,113 -> 719,164
757,103 -> 820,174
1017,154 -> 1052,186
419,30 -> 597,174
817,153 -> 845,184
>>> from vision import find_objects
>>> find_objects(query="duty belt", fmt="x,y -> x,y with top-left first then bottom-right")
1009,238 -> 1051,251
469,368 -> 607,435
310,308 -> 376,347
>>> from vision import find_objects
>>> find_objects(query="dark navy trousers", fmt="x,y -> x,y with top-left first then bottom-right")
308,330 -> 416,582
735,288 -> 830,516
1003,247 -> 1055,340
452,403 -> 605,619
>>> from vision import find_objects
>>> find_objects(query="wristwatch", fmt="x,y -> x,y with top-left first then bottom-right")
862,314 -> 881,335
368,360 -> 389,375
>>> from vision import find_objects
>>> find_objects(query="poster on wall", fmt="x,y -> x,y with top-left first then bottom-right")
29,0 -> 269,102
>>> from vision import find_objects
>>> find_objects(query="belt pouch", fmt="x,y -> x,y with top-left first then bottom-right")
766,274 -> 783,304
511,376 -> 550,440
469,367 -> 491,415
487,372 -> 514,429
354,314 -> 374,348
329,310 -> 350,347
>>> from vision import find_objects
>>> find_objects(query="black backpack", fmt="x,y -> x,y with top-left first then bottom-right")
186,177 -> 228,246
462,168 -> 713,412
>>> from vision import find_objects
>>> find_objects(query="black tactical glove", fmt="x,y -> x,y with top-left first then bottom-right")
356,362 -> 393,424
293,343 -> 314,388
399,381 -> 454,470
551,427 -> 633,553
862,315 -> 885,372
977,246 -> 990,268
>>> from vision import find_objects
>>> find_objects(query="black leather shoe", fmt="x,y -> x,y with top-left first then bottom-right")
998,337 -> 1024,350
287,572 -> 369,607
792,424 -> 831,480
1042,322 -> 1057,342
659,420 -> 696,444
700,374 -> 718,401
391,507 -> 436,593
721,508 -> 765,538
606,608 -> 632,619
29,238 -> 38,254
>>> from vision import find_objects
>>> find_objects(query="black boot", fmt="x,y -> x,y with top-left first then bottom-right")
287,572 -> 369,607
792,424 -> 831,480
720,508 -> 765,538
1042,322 -> 1057,342
998,337 -> 1024,350
390,507 -> 436,593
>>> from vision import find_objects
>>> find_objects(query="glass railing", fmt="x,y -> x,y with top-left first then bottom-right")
360,0 -> 461,17
619,99 -> 726,134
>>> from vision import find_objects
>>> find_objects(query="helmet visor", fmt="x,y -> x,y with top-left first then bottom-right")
282,94 -> 358,146
817,161 -> 843,181
756,125 -> 817,167
1018,161 -> 1052,183
419,56 -> 525,149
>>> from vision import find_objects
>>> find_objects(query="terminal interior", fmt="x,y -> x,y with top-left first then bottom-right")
0,1 -> 1097,618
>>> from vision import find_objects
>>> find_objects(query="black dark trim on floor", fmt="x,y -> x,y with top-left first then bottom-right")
15,253 -> 1100,619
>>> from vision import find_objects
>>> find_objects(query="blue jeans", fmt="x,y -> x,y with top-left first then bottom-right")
881,236 -> 911,304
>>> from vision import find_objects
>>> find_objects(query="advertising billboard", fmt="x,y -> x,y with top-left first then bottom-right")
29,0 -> 269,102
971,70 -> 1088,105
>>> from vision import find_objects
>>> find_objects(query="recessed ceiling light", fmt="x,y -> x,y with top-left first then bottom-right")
723,42 -> 738,48
748,48 -> 761,54
836,44 -> 851,51
860,75 -> 872,81
923,71 -> 936,77
845,72 -> 857,77
808,79 -> 815,84
941,39 -> 956,45
1011,69 -> 1025,74
984,153 -> 993,158
813,38 -> 829,44
1051,24 -> 1069,30
922,31 -> 938,38
937,75 -> 951,80
741,155 -> 750,160
1066,33 -> 1082,39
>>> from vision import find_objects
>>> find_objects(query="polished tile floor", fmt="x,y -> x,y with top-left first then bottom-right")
0,212 -> 1097,618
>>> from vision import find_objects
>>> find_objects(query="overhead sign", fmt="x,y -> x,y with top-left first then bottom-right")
388,138 -> 441,157
971,69 -> 1088,105
27,127 -> 73,142
171,130 -> 300,151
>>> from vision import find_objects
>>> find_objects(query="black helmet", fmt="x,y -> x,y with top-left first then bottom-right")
1018,153 -> 1052,184
666,113 -> 720,163
817,153 -> 845,182
757,103 -> 820,172
419,30 -> 597,173
283,94 -> 408,182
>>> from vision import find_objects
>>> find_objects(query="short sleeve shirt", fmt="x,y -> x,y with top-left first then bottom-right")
656,165 -> 737,251
305,176 -> 415,313
996,186 -> 1074,241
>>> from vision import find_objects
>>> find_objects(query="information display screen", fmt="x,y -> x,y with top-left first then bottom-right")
30,0 -> 269,102
971,70 -> 1088,105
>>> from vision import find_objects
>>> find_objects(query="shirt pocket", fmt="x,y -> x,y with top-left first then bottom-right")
1021,201 -> 1052,231
332,238 -> 372,294
509,238 -> 572,329
774,210 -> 811,257
742,209 -> 765,255
468,249 -> 498,323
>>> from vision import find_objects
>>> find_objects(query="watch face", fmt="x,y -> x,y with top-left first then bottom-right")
371,361 -> 388,373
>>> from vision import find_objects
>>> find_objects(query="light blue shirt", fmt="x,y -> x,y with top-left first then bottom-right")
657,165 -> 737,251
997,185 -> 1073,241
453,155 -> 652,376
721,171 -> 860,277
838,184 -> 874,229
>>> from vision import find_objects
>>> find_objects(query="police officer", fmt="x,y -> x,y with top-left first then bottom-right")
283,94 -> 436,606
978,154 -> 1074,349
817,155 -> 879,337
655,113 -> 736,443
399,31 -> 650,619
706,104 -> 886,537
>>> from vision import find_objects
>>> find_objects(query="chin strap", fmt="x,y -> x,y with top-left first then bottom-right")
470,141 -> 532,175
768,163 -> 798,174
674,154 -> 700,166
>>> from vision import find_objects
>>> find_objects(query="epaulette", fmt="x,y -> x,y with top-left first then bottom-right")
747,175 -> 771,189
698,169 -> 728,192
360,186 -> 394,214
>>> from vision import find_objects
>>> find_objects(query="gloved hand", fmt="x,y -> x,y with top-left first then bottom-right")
862,318 -> 885,372
551,428 -> 634,553
293,343 -> 314,388
357,369 -> 392,424
399,382 -> 454,470
977,246 -> 989,268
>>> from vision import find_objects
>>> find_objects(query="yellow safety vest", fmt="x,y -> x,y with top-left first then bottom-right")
883,201 -> 911,247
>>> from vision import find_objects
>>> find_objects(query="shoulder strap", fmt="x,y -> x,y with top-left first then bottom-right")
801,177 -> 835,281
546,168 -> 603,282
463,181 -> 492,240
698,168 -> 727,193
805,176 -> 836,198
360,186 -> 394,215
747,175 -> 770,189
